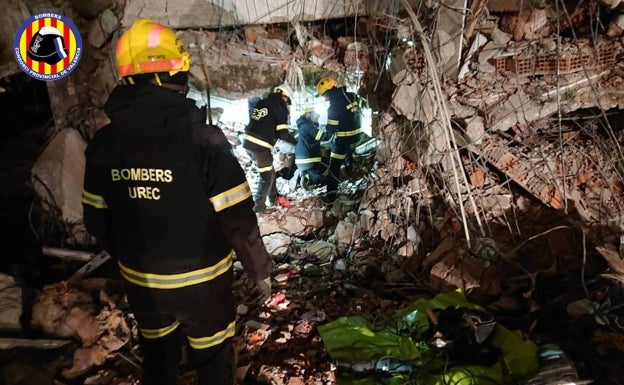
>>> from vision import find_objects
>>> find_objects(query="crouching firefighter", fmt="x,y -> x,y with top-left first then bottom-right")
242,85 -> 297,212
295,108 -> 331,190
81,18 -> 273,385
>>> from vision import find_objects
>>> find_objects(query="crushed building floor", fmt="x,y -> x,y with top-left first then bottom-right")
2,0 -> 624,384
2,146 -> 624,384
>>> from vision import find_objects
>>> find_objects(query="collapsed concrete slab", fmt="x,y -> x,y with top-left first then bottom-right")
0,0 -> 31,79
0,274 -> 22,332
119,0 -> 366,29
30,129 -> 90,246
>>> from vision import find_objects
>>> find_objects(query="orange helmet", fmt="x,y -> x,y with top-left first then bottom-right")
115,18 -> 190,78
316,77 -> 337,97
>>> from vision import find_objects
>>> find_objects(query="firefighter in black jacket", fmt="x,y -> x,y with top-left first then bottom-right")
316,77 -> 362,199
81,19 -> 272,385
242,85 -> 297,212
295,109 -> 331,190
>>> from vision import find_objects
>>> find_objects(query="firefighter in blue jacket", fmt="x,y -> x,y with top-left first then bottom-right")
294,108 -> 331,190
242,85 -> 297,212
316,77 -> 362,199
81,19 -> 272,385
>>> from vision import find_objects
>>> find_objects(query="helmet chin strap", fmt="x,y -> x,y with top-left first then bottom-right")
121,74 -> 188,94
160,82 -> 188,94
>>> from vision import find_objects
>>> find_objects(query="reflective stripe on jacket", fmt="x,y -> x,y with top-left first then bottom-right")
294,114 -> 331,170
82,85 -> 272,329
243,93 -> 295,152
325,86 -> 362,145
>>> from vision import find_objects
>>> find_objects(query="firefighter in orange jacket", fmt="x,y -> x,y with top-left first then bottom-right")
242,85 -> 296,212
316,77 -> 362,200
81,18 -> 272,385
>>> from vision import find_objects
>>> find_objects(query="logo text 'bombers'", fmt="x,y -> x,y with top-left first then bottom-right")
13,12 -> 82,81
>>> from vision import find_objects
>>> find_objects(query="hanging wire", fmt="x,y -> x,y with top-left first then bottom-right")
400,0 -> 486,249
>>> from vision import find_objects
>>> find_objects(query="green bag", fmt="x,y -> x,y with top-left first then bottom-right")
317,291 -> 539,385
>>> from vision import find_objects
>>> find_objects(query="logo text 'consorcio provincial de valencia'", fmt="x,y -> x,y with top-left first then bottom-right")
13,12 -> 82,81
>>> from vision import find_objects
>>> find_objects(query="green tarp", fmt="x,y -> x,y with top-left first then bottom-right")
317,291 -> 539,385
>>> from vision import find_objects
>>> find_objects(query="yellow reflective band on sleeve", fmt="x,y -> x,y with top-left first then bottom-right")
330,152 -> 346,160
295,157 -> 322,165
118,251 -> 233,289
82,190 -> 108,209
327,119 -> 339,126
209,182 -> 252,212
140,321 -> 180,339
276,124 -> 289,131
335,128 -> 362,137
188,321 -> 236,350
243,134 -> 273,149
257,165 -> 273,173
314,130 -> 324,141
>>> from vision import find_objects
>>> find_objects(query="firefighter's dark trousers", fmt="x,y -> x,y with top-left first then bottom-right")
138,325 -> 235,385
325,137 -> 357,196
125,276 -> 237,385
247,148 -> 277,212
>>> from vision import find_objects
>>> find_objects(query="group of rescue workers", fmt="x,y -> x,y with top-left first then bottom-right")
79,17 -> 364,385
242,78 -> 364,213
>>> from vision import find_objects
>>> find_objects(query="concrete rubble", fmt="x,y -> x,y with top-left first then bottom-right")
4,0 -> 624,384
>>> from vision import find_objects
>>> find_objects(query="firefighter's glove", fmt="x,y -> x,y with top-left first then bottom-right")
256,277 -> 272,302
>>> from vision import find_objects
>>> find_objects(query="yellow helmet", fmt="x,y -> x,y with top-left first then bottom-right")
316,77 -> 337,97
115,18 -> 190,78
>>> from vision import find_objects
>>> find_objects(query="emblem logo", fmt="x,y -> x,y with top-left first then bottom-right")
13,12 -> 82,81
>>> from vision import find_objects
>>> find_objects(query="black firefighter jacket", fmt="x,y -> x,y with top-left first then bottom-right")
242,93 -> 296,152
81,84 -> 272,321
325,86 -> 362,145
294,115 -> 331,170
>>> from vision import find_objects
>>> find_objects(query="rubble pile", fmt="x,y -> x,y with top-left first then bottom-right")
2,0 -> 624,385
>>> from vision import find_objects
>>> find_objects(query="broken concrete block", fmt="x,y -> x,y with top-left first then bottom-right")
87,8 -> 118,48
344,41 -> 370,74
397,241 -> 418,257
255,36 -> 292,55
262,233 -> 292,257
31,129 -> 91,246
407,225 -> 422,244
489,28 -> 512,45
331,198 -> 359,218
459,33 -> 487,80
302,240 -> 335,261
334,220 -> 360,245
0,0 -> 31,79
244,26 -> 267,43
607,14 -> 624,37
465,116 -> 485,145
389,49 -> 415,85
380,222 -> 401,242
0,274 -> 21,332
257,208 -> 324,236
429,253 -> 503,300
436,0 -> 468,78
359,210 -> 375,233
422,237 -> 459,269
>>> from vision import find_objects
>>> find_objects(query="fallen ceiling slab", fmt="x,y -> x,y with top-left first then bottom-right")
120,0 -> 368,28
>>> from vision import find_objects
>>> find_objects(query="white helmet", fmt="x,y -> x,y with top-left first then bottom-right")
274,84 -> 294,105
